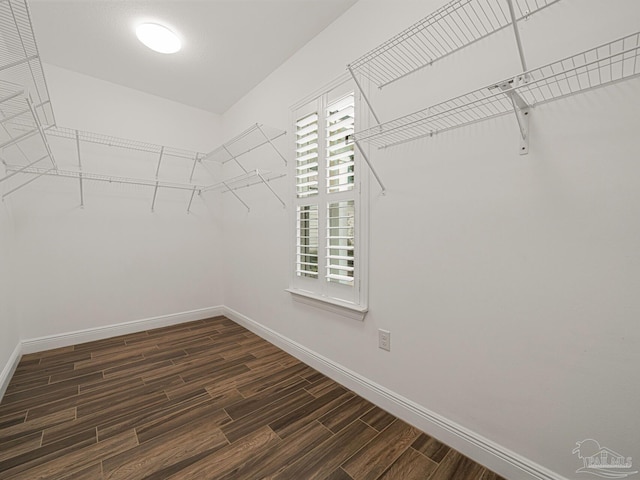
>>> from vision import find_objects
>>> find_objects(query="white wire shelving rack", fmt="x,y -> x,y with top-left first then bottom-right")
348,0 -> 559,122
199,123 -> 288,211
346,0 -> 561,193
200,169 -> 287,212
0,0 -> 288,212
353,32 -> 640,151
3,123 -> 287,212
203,123 -> 287,168
0,80 -> 57,197
0,0 -> 55,126
46,126 -> 200,160
349,0 -> 559,89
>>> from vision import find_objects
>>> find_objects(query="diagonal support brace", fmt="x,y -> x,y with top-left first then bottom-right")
76,130 -> 84,207
257,170 -> 286,208
223,145 -> 247,173
256,124 -> 288,166
349,66 -> 381,126
498,80 -> 531,155
151,147 -> 164,212
354,140 -> 386,193
223,180 -> 250,212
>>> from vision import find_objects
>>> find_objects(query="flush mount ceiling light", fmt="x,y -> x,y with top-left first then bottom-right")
136,23 -> 181,54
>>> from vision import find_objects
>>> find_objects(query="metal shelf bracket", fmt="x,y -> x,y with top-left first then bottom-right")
496,77 -> 531,155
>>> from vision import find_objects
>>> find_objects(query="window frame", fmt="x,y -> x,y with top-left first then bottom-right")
288,76 -> 369,320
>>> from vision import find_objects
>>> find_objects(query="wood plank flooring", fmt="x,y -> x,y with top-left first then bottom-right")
0,316 -> 506,480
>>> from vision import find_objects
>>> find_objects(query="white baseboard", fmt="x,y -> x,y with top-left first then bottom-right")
21,306 -> 224,355
0,342 -> 22,401
223,306 -> 567,480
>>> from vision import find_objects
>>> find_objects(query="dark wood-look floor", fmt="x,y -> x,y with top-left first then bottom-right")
0,316 -> 506,480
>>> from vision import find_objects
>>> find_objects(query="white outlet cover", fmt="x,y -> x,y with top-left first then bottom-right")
378,329 -> 391,351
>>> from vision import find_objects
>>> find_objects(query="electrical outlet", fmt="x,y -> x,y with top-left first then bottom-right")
378,329 -> 391,351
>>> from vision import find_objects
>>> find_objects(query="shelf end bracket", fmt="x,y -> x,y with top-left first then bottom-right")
349,66 -> 381,126
355,140 -> 386,193
222,180 -> 250,212
498,81 -> 530,155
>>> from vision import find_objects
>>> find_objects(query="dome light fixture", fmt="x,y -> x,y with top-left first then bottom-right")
136,23 -> 181,54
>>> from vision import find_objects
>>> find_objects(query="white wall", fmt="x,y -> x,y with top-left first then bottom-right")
221,1 -> 640,479
9,65 -> 226,340
44,64 -> 222,153
0,199 -> 19,392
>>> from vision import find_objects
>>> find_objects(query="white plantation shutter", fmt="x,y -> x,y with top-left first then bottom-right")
291,81 -> 367,312
296,205 -> 319,278
296,113 -> 319,198
326,200 -> 355,285
326,94 -> 355,194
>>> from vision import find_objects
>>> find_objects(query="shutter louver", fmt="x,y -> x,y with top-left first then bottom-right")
296,113 -> 319,198
296,205 -> 319,278
326,94 -> 355,194
326,200 -> 355,285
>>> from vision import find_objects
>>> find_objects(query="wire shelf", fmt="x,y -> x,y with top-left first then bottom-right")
0,79 -> 55,169
203,123 -> 286,164
0,0 -> 55,125
200,169 -> 272,192
45,126 -> 204,161
219,172 -> 287,193
353,32 -> 640,149
4,164 -> 203,191
349,0 -> 559,89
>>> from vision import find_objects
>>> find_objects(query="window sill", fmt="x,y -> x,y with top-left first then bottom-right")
286,288 -> 368,321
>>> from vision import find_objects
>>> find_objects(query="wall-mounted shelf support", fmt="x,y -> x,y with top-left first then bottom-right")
223,144 -> 247,173
353,32 -> 640,151
495,78 -> 530,154
506,0 -> 528,72
187,186 -> 197,213
346,0 -> 559,191
256,124 -> 288,166
150,181 -> 160,212
200,169 -> 285,210
256,170 -> 286,208
75,130 -> 84,207
200,124 -> 288,210
151,146 -> 164,212
27,95 -> 56,169
188,154 -> 200,183
348,66 -> 381,127
354,140 -> 386,193
348,0 -> 559,90
222,180 -> 250,212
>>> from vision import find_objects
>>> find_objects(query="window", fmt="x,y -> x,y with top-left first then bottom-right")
289,80 -> 368,317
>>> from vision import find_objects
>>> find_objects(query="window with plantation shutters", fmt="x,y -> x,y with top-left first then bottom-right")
289,79 -> 368,316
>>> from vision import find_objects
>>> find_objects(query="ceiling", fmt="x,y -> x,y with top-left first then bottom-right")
28,0 -> 358,115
